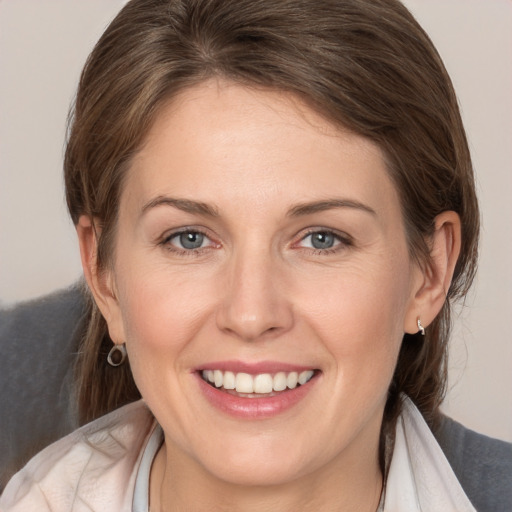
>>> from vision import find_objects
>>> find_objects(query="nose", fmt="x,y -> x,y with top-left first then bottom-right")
216,249 -> 294,342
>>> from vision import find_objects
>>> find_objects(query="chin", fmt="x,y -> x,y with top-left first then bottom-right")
191,435 -> 327,488
205,456 -> 310,488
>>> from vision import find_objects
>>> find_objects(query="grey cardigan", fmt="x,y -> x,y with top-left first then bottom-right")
1,286 -> 511,509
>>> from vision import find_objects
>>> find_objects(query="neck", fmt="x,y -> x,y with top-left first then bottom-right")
150,438 -> 383,512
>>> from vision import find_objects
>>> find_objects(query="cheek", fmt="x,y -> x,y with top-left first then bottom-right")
305,264 -> 409,335
114,262 -> 217,368
298,260 -> 412,379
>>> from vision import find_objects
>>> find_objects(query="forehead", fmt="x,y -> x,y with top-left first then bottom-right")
125,80 -> 400,222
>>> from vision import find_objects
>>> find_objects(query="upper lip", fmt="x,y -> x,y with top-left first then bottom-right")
194,360 -> 318,374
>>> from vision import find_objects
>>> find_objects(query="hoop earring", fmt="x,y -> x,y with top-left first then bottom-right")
107,343 -> 127,367
417,318 -> 425,336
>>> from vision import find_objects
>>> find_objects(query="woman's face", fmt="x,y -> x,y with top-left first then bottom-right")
106,80 -> 423,486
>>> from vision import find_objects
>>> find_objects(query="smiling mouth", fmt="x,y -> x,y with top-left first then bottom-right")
200,369 -> 318,397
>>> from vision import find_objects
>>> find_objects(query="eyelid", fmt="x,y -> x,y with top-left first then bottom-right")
162,227 -> 207,243
158,226 -> 351,255
293,227 -> 353,251
160,226 -> 220,253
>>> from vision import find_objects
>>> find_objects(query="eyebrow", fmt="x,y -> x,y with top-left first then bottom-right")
141,196 -> 219,217
287,198 -> 376,217
140,196 -> 375,219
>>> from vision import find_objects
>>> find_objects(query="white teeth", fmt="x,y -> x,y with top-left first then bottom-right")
273,372 -> 287,391
298,370 -> 314,385
202,369 -> 315,393
235,373 -> 254,393
287,372 -> 298,389
253,374 -> 273,394
214,370 -> 223,388
223,371 -> 236,390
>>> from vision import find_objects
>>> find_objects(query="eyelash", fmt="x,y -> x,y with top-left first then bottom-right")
296,229 -> 353,255
160,228 -> 215,257
159,228 -> 353,257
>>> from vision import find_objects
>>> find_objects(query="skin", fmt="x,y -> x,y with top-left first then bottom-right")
78,80 -> 461,511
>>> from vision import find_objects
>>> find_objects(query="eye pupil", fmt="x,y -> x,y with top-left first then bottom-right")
179,232 -> 204,249
311,232 -> 335,249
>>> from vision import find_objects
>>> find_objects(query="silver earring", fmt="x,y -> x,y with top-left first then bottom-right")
417,318 -> 425,336
107,343 -> 127,366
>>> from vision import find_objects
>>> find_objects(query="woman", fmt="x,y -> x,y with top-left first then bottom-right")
0,0 -> 492,510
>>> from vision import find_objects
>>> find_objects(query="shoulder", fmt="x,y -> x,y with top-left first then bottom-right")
0,400 -> 155,511
0,284 -> 85,377
0,285 -> 86,490
435,414 -> 512,512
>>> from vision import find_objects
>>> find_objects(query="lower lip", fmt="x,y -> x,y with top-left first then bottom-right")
195,373 -> 318,419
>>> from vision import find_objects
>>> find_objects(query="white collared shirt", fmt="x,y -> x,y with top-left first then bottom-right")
0,398 -> 476,511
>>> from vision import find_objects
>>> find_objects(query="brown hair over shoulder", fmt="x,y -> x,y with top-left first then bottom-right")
65,0 -> 479,450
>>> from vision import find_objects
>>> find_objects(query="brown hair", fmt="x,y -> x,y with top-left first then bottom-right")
65,0 -> 479,445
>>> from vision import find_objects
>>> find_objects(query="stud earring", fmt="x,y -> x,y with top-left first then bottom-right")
107,343 -> 127,366
417,318 -> 425,336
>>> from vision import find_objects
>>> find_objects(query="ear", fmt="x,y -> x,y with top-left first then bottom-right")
76,215 -> 126,345
404,211 -> 461,334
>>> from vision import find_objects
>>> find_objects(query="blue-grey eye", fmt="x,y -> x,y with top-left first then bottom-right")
178,231 -> 205,249
309,231 -> 336,249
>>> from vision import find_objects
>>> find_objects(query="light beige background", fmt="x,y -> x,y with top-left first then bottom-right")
1,0 -> 511,442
